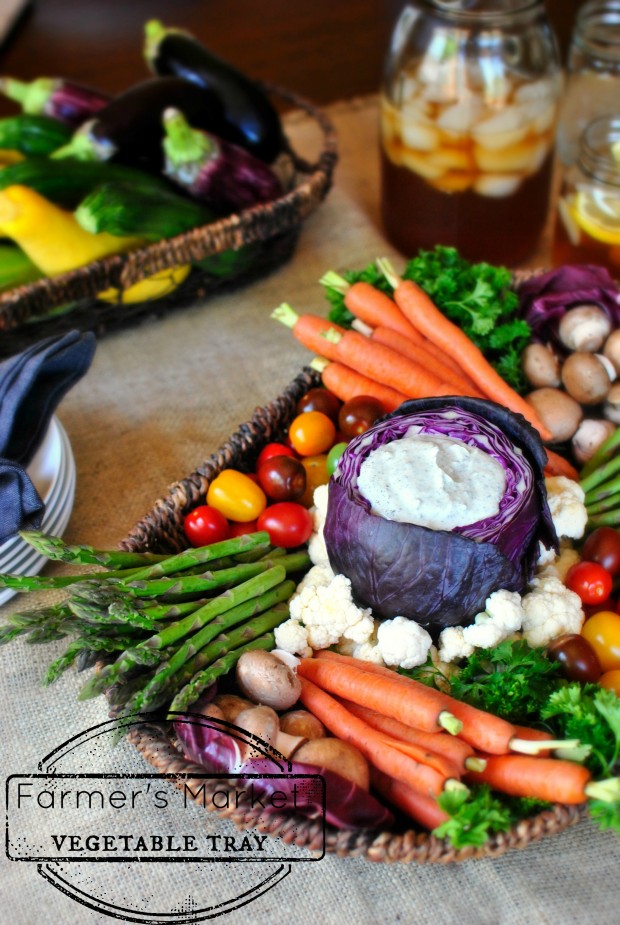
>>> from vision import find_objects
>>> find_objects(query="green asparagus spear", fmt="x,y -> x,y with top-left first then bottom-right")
18,531 -> 170,568
120,532 -> 271,582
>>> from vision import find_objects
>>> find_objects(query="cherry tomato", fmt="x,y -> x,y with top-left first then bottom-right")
565,560 -> 613,606
296,387 -> 342,423
581,526 -> 620,578
338,395 -> 384,438
599,669 -> 620,694
228,519 -> 259,537
256,442 -> 297,468
257,501 -> 313,548
257,455 -> 306,502
299,454 -> 330,507
183,505 -> 231,547
288,410 -> 336,456
581,610 -> 620,672
326,441 -> 348,476
547,633 -> 602,683
206,469 -> 267,522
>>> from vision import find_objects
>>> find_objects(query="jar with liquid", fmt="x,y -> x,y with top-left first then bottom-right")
380,0 -> 562,266
553,114 -> 620,274
556,0 -> 620,167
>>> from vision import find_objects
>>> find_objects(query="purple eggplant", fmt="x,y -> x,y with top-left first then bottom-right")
162,107 -> 282,214
0,76 -> 109,127
53,76 -> 227,173
144,19 -> 285,163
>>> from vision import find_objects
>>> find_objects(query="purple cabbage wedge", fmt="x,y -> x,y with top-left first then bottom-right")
174,714 -> 393,831
323,396 -> 558,637
519,264 -> 620,352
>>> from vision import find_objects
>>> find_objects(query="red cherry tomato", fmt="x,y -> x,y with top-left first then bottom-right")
183,505 -> 231,547
599,669 -> 620,694
257,502 -> 313,548
257,455 -> 307,502
338,395 -> 385,438
546,633 -> 602,683
228,519 -> 259,537
256,442 -> 297,468
581,526 -> 620,578
565,561 -> 613,606
299,454 -> 330,507
581,610 -> 620,672
288,410 -> 336,456
296,387 -> 342,423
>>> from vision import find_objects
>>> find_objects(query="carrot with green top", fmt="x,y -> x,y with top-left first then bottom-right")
465,753 -> 596,804
320,271 -> 424,343
377,258 -> 553,440
310,356 -> 407,412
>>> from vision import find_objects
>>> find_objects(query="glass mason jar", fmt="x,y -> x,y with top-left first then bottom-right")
556,0 -> 620,167
553,114 -> 620,274
380,0 -> 562,266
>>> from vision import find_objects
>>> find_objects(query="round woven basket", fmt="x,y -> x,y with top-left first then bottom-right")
0,86 -> 338,359
118,367 -> 585,864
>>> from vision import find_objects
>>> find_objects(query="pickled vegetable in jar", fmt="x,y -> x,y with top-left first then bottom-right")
380,0 -> 562,265
553,115 -> 620,275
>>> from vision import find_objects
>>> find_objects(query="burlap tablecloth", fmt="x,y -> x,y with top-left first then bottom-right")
1,96 -> 619,925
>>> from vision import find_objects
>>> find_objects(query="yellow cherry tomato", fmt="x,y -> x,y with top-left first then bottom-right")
599,669 -> 620,695
299,454 -> 330,507
581,610 -> 620,672
288,410 -> 336,456
206,469 -> 267,522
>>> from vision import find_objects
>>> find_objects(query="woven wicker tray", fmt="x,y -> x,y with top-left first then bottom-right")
117,367 -> 585,864
0,87 -> 338,359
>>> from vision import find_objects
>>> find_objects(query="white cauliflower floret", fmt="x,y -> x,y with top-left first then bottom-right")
545,476 -> 588,541
438,625 -> 474,663
521,574 -> 585,647
274,619 -> 312,657
377,616 -> 433,669
462,589 -> 523,649
350,639 -> 386,665
307,483 -> 330,565
288,569 -> 374,650
536,542 -> 580,583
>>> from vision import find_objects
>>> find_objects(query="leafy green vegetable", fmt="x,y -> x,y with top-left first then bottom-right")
447,639 -> 562,726
322,246 -> 531,391
434,784 -> 513,848
542,684 -> 620,778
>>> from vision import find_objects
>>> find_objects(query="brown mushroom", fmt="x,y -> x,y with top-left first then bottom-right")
294,738 -> 370,791
280,709 -> 326,740
604,382 -> 620,424
213,693 -> 254,722
558,305 -> 611,352
571,418 -> 617,464
235,649 -> 301,710
525,387 -> 583,442
561,352 -> 612,405
603,328 -> 620,375
521,343 -> 561,388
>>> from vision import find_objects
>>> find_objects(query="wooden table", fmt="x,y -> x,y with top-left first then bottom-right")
0,0 -> 590,113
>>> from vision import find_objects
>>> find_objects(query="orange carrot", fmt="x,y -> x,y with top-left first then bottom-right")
380,264 -> 553,440
510,725 -> 554,758
465,753 -> 591,804
371,767 -> 451,830
273,304 -> 342,359
544,448 -> 579,480
370,325 -> 483,397
341,698 -> 477,774
343,280 -> 425,343
298,656 -> 461,735
298,676 -> 448,796
315,357 -> 408,412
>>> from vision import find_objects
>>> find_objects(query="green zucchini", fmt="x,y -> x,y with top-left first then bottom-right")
0,114 -> 72,156
0,245 -> 43,292
74,181 -> 215,240
0,156 -> 172,208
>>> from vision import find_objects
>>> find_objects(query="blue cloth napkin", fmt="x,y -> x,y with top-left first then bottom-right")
0,331 -> 96,544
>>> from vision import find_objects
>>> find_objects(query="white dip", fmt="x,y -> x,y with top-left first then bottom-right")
356,431 -> 506,531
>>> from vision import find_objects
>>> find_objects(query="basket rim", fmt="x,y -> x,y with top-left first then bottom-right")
117,365 -> 586,864
0,84 -> 338,328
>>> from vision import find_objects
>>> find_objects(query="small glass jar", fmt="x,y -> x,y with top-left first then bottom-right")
553,114 -> 620,274
556,0 -> 620,167
380,0 -> 562,266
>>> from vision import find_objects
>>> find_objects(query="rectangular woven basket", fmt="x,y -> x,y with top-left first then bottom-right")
0,86 -> 338,359
116,366 -> 584,864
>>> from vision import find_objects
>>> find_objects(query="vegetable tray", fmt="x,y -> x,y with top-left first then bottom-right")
0,86 -> 338,360
116,367 -> 584,864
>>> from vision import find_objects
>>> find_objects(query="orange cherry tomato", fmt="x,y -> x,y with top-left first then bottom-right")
288,410 -> 336,456
299,454 -> 330,507
206,469 -> 267,522
599,669 -> 620,695
581,610 -> 620,672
